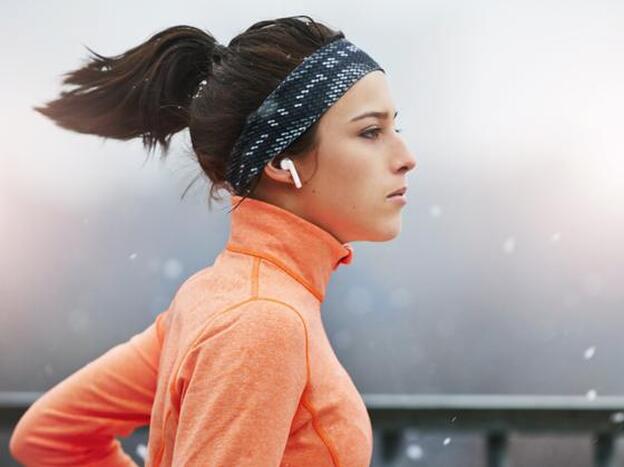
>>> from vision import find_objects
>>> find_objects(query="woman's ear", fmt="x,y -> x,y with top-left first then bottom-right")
263,156 -> 294,185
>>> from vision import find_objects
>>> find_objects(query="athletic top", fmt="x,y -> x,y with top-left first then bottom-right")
10,194 -> 373,466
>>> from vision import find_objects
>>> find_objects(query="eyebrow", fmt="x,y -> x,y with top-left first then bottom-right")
350,110 -> 399,122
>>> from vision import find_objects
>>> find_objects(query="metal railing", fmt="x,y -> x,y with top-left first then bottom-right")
2,392 -> 624,466
364,394 -> 624,467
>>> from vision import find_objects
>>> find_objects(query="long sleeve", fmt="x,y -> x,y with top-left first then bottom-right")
9,310 -> 168,466
169,300 -> 308,466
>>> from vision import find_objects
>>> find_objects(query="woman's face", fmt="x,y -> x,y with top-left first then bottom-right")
257,70 -> 417,244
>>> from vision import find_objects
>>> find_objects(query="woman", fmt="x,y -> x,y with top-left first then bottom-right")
10,15 -> 416,466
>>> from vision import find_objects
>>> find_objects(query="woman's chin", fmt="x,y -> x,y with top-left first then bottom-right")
366,218 -> 402,242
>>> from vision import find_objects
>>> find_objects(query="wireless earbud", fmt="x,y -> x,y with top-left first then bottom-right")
279,157 -> 302,189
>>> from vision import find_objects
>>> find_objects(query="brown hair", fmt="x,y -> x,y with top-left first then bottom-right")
33,15 -> 345,211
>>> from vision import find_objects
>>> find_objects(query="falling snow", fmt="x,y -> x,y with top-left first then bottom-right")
406,443 -> 424,460
162,258 -> 183,279
136,443 -> 147,460
583,346 -> 596,360
502,236 -> 516,254
611,412 -> 624,423
429,204 -> 442,218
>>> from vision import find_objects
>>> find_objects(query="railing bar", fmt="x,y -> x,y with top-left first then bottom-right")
380,429 -> 402,465
487,431 -> 510,467
593,432 -> 615,467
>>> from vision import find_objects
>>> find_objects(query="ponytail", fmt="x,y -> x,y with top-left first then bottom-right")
34,25 -> 221,155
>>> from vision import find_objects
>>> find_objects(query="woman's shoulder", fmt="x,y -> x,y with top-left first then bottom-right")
199,298 -> 307,342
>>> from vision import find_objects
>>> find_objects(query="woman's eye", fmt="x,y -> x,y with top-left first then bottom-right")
360,127 -> 404,139
361,128 -> 382,139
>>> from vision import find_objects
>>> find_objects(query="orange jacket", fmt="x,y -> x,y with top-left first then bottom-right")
10,194 -> 373,466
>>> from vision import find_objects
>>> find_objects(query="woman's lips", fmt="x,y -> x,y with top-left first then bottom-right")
386,193 -> 407,205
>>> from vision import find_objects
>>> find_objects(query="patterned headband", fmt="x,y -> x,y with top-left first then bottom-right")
224,37 -> 385,196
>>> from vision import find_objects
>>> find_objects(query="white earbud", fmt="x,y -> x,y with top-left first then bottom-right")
279,157 -> 302,189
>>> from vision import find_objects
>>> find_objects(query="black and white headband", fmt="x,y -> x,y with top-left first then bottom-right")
223,37 -> 385,196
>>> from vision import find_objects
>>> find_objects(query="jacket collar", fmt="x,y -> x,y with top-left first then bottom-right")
225,194 -> 354,302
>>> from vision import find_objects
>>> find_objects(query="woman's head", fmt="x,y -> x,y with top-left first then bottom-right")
257,69 -> 417,243
34,15 -> 416,243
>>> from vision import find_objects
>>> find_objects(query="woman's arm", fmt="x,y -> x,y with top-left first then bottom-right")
9,310 -> 169,466
167,300 -> 308,466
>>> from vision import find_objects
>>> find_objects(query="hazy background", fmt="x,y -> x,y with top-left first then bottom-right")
1,0 -> 623,465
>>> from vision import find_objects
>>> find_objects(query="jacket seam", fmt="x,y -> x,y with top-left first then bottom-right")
251,256 -> 260,297
225,244 -> 323,302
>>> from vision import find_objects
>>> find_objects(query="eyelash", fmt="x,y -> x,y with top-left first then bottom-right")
360,127 -> 403,139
